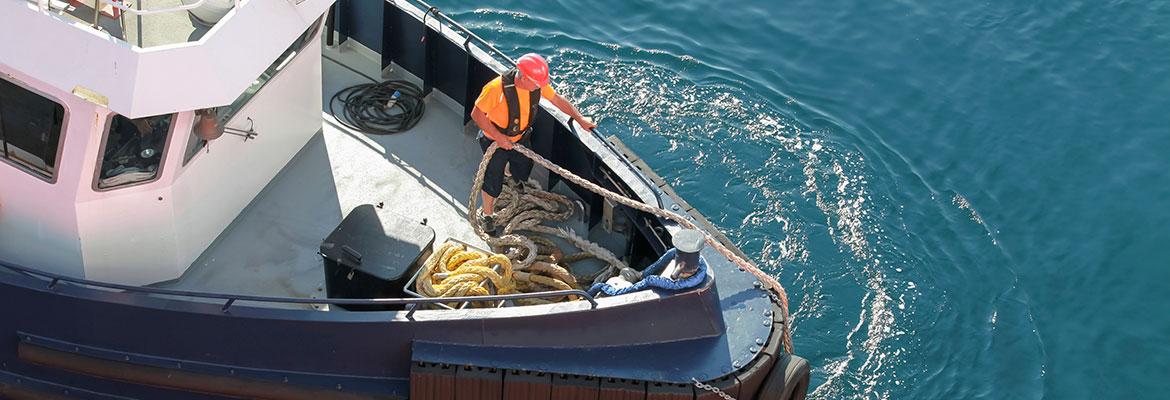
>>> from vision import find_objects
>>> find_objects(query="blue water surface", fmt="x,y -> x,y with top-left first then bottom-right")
434,0 -> 1170,398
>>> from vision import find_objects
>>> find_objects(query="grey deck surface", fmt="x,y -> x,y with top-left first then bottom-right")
123,0 -> 211,48
55,0 -> 210,47
156,45 -> 491,304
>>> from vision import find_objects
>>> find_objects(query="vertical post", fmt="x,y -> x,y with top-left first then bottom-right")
420,8 -> 438,97
325,4 -> 337,47
92,1 -> 101,29
670,229 -> 705,279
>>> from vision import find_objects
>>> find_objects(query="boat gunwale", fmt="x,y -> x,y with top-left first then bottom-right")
0,257 -> 715,323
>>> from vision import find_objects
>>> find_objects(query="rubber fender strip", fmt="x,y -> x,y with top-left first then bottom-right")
0,383 -> 71,400
17,342 -> 398,400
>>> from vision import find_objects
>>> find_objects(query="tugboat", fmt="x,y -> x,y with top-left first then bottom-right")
0,0 -> 810,399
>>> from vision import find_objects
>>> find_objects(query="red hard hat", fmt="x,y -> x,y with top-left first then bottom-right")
517,53 -> 549,87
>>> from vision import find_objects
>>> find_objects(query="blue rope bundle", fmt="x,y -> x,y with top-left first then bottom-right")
586,248 -> 708,297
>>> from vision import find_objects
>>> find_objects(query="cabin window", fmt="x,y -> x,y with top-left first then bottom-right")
185,18 -> 324,163
95,113 -> 174,189
0,76 -> 66,181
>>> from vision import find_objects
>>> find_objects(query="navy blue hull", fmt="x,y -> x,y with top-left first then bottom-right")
0,241 -> 782,399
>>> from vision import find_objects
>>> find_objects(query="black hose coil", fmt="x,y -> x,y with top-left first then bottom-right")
329,79 -> 426,135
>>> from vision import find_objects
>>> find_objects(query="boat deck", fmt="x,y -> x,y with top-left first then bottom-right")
156,44 -> 616,306
155,45 -> 494,303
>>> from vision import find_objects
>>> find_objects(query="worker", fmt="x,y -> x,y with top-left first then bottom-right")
470,53 -> 596,233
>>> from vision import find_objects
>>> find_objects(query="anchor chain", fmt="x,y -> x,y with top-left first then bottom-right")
692,377 -> 737,400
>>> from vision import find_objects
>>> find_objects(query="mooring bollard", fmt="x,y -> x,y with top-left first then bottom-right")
671,229 -> 705,280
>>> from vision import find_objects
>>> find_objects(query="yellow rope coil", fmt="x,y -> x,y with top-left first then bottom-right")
416,239 -> 587,306
416,242 -> 515,299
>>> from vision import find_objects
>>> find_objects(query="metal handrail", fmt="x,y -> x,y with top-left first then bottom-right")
394,0 -> 664,209
401,0 -> 517,68
82,0 -> 240,32
0,261 -> 597,314
96,0 -> 237,17
576,123 -> 666,209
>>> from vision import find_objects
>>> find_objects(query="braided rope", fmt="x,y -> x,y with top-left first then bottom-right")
416,241 -> 516,300
470,142 -> 794,354
468,152 -> 625,281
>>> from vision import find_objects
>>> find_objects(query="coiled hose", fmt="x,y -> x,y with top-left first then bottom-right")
329,79 -> 426,135
323,55 -> 426,135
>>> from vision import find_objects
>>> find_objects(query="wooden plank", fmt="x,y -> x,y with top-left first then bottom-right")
503,370 -> 552,400
550,374 -> 600,400
646,382 -> 694,400
410,362 -> 456,400
600,378 -> 646,400
454,366 -> 503,400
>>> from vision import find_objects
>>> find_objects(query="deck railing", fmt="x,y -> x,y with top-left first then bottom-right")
31,0 -> 243,47
0,260 -> 598,317
95,0 -> 235,17
383,0 -> 665,209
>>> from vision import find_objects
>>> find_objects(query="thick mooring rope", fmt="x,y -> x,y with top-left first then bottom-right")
469,142 -> 794,354
416,240 -> 583,306
416,241 -> 515,298
468,158 -> 627,287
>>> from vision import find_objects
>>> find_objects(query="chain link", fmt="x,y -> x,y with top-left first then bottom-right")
692,377 -> 737,400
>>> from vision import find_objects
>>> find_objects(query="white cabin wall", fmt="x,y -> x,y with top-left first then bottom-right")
1,1 -> 332,284
72,112 -> 188,285
68,35 -> 324,286
169,35 -> 325,276
0,0 -> 334,119
126,0 -> 333,118
0,3 -> 140,116
0,66 -> 93,276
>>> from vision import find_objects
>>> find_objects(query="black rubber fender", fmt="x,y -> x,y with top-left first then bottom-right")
756,354 -> 810,400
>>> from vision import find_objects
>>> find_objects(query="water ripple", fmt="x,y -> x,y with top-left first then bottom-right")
438,0 -> 1168,397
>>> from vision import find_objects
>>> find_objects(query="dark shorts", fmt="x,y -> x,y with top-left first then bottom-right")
478,134 -> 533,198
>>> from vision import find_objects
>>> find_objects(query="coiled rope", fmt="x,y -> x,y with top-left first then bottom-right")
417,234 -> 586,306
586,248 -> 708,297
470,142 -> 794,354
416,241 -> 515,300
481,179 -> 627,286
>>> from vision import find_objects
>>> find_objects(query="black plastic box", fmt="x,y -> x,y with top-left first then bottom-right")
320,204 -> 435,311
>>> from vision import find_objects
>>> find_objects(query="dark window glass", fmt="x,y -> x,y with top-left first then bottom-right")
97,113 -> 173,189
0,77 -> 66,179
